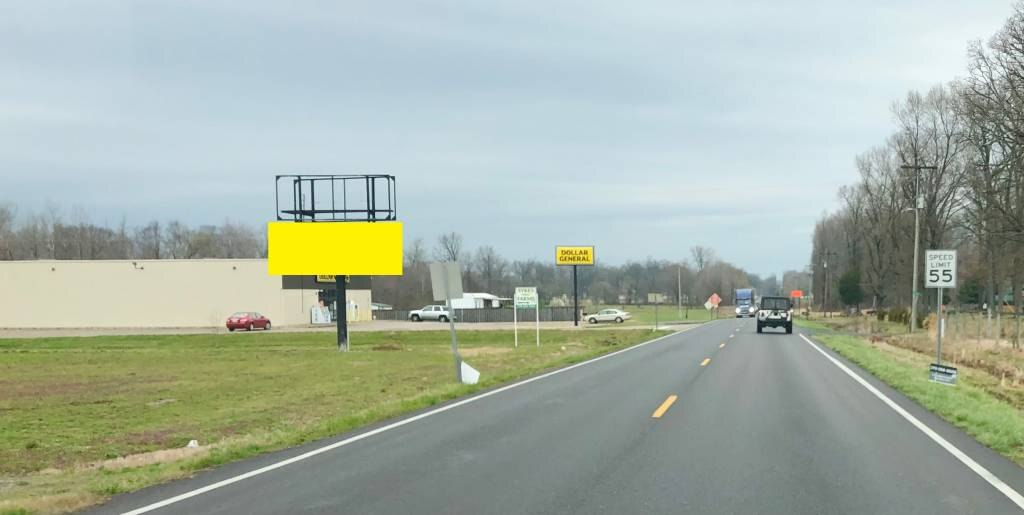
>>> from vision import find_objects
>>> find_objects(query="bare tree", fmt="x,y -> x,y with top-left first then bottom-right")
163,221 -> 193,259
0,204 -> 15,260
434,232 -> 463,262
690,245 -> 716,274
218,220 -> 260,258
473,245 -> 507,293
133,221 -> 162,259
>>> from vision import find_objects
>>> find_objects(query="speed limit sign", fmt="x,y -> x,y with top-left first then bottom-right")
925,250 -> 957,289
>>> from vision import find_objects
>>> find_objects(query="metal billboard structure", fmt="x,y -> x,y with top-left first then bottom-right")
268,174 -> 403,351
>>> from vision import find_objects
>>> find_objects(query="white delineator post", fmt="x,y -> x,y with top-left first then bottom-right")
514,301 -> 519,348
535,301 -> 540,347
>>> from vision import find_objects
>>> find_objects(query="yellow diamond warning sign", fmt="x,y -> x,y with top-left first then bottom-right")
556,246 -> 595,266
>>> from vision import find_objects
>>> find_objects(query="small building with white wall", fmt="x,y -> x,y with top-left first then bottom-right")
447,293 -> 507,309
0,259 -> 373,329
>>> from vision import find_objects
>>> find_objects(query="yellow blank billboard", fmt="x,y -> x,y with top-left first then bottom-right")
267,221 -> 403,276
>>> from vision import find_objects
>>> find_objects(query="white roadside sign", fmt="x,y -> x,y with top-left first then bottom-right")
513,286 -> 540,348
514,287 -> 538,308
925,250 -> 957,289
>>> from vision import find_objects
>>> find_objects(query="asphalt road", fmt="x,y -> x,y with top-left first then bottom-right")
91,319 -> 1024,514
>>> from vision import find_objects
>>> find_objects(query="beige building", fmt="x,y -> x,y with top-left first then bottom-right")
0,260 -> 373,329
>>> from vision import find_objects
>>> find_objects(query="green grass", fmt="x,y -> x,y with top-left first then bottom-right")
793,317 -> 832,332
0,328 -> 669,514
813,332 -> 1024,465
589,305 -> 715,326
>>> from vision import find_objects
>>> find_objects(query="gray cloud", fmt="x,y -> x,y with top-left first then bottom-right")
0,0 -> 1013,275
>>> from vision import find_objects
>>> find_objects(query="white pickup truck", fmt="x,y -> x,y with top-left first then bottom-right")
409,305 -> 454,322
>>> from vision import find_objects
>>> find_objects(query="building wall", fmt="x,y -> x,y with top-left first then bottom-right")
0,260 -> 372,328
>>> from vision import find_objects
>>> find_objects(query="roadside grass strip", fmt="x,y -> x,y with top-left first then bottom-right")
0,329 -> 671,514
809,332 -> 1024,467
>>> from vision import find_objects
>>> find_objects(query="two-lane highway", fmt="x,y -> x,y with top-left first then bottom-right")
93,320 -> 1024,514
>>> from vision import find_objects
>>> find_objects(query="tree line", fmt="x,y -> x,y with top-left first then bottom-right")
0,203 -> 266,260
373,234 -> 810,309
0,205 -> 808,309
811,3 -> 1024,335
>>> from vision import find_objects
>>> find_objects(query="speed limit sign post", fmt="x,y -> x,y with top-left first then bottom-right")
925,250 -> 957,374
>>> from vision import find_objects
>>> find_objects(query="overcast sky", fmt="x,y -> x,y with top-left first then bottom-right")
1,0 -> 1015,275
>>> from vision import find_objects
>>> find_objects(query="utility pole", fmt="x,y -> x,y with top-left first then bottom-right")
677,266 -> 683,320
819,255 -> 827,317
808,265 -> 813,317
822,250 -> 836,318
901,164 -> 936,333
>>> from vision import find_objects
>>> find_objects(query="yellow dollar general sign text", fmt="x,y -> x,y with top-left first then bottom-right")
556,246 -> 595,266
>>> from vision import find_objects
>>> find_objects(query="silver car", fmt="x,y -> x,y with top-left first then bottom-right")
409,305 -> 453,322
586,309 -> 631,324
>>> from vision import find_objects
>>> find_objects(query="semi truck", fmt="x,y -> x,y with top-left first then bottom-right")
734,288 -> 756,318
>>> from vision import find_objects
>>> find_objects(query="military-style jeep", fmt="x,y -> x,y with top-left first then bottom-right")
756,296 -> 793,334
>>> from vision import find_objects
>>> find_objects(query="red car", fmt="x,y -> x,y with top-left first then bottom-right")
226,312 -> 271,331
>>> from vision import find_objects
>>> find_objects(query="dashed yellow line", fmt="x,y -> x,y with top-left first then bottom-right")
651,395 -> 678,418
719,342 -> 726,348
701,358 -> 711,367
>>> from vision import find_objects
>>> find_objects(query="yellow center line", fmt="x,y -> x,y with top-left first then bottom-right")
719,342 -> 726,348
701,358 -> 711,367
651,395 -> 678,418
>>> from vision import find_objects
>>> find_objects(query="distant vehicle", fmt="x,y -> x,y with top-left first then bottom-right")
226,312 -> 271,331
735,288 -> 757,317
756,296 -> 793,334
409,305 -> 454,322
586,309 -> 631,324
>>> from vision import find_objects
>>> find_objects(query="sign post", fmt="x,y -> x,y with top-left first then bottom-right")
790,290 -> 803,318
431,261 -> 465,382
513,296 -> 518,348
925,249 -> 957,385
556,246 -> 595,326
535,295 -> 540,347
515,287 -> 539,347
705,293 -> 722,319
648,293 -> 664,331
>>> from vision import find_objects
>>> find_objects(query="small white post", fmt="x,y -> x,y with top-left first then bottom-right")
535,302 -> 540,347
514,303 -> 519,348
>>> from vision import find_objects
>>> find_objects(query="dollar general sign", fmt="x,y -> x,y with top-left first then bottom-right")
556,246 -> 595,266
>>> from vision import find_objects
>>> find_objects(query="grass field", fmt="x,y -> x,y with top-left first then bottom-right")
0,328 -> 669,514
589,305 -> 717,326
796,317 -> 1024,467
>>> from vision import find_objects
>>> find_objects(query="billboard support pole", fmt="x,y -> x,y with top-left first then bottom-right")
337,275 -> 348,352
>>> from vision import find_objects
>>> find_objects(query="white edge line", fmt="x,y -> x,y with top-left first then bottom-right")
798,333 -> 1024,510
121,324 -> 712,515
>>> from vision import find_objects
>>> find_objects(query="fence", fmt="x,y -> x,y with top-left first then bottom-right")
372,306 -> 576,323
